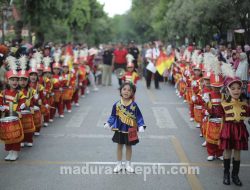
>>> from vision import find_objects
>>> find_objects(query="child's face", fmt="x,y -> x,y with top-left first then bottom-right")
73,64 -> 79,69
8,77 -> 19,89
53,68 -> 60,75
127,67 -> 133,72
203,79 -> 210,87
44,72 -> 51,78
29,73 -> 38,83
228,82 -> 242,99
63,66 -> 69,73
194,69 -> 201,77
121,84 -> 133,99
19,77 -> 28,88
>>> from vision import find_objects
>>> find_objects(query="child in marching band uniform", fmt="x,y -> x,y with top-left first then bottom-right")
42,57 -> 53,125
72,53 -> 84,106
51,59 -> 64,118
61,56 -> 74,113
18,56 -> 36,147
104,82 -> 146,173
121,62 -> 140,85
28,58 -> 48,136
0,56 -> 26,161
191,64 -> 203,128
220,63 -> 249,186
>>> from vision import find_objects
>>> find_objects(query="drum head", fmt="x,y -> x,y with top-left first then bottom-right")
0,116 -> 19,122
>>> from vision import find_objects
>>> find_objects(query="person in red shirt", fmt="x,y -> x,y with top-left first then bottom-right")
112,43 -> 128,86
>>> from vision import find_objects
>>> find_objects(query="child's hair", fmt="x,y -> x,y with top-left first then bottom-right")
119,82 -> 136,98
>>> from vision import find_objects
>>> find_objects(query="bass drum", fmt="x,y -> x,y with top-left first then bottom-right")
0,116 -> 24,144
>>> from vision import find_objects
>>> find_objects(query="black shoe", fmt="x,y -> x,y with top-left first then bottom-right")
232,159 -> 242,186
223,172 -> 230,185
232,175 -> 242,186
223,159 -> 231,185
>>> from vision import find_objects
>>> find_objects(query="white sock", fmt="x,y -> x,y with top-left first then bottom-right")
126,160 -> 131,165
117,161 -> 122,165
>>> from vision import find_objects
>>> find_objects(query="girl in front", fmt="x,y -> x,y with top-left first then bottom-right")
104,82 -> 146,173
220,63 -> 249,186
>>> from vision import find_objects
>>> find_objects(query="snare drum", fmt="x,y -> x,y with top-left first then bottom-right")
206,118 -> 222,145
33,106 -> 42,131
54,89 -> 62,103
62,87 -> 73,100
194,105 -> 202,123
21,110 -> 36,133
0,116 -> 24,144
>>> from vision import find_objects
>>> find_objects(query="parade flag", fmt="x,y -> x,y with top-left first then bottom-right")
156,52 -> 175,75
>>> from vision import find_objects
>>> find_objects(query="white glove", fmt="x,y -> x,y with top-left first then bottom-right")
138,126 -> 145,132
191,81 -> 197,87
191,95 -> 196,102
204,110 -> 209,116
0,106 -> 5,111
34,94 -> 39,100
43,91 -> 47,96
183,77 -> 186,82
20,103 -> 26,110
104,122 -> 111,129
45,104 -> 49,109
203,93 -> 210,103
79,82 -> 83,87
59,76 -> 63,81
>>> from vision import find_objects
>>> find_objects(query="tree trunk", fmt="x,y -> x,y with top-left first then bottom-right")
14,20 -> 23,41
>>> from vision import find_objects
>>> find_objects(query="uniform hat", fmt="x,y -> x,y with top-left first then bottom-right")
221,62 -> 242,87
6,56 -> 18,79
73,50 -> 79,64
28,58 -> 38,74
52,52 -> 61,69
43,57 -> 52,73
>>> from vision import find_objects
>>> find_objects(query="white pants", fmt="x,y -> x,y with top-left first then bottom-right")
88,70 -> 97,88
102,64 -> 112,85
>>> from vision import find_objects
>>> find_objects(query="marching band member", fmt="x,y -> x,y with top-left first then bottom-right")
71,51 -> 84,106
121,62 -> 140,85
61,56 -> 74,113
220,63 -> 249,186
42,57 -> 53,126
18,56 -> 36,147
0,56 -> 26,161
28,58 -> 47,136
51,55 -> 64,118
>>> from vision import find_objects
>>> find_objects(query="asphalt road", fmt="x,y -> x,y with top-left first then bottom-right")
0,75 -> 249,190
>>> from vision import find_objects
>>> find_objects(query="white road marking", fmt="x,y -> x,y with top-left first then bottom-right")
65,106 -> 91,127
96,108 -> 111,127
176,107 -> 196,129
152,107 -> 177,128
153,101 -> 183,105
41,133 -> 174,140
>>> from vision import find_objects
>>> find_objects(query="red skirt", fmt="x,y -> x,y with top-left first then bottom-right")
219,122 -> 249,150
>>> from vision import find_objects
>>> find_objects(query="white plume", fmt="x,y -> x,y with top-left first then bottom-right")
126,54 -> 134,63
221,62 -> 235,78
43,57 -> 51,68
6,56 -> 17,71
18,55 -> 27,71
29,58 -> 37,69
33,51 -> 43,64
54,52 -> 61,63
